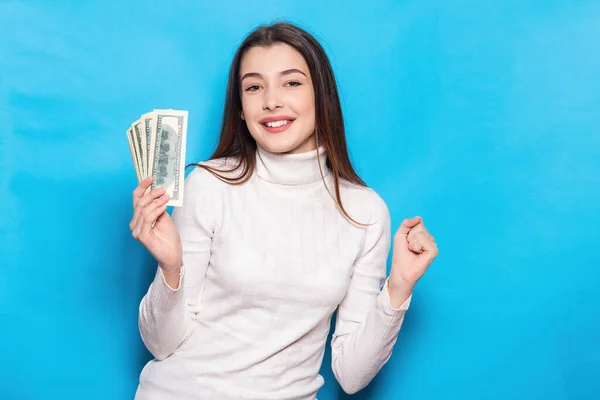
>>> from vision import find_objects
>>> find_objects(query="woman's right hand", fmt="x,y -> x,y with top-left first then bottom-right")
130,177 -> 183,277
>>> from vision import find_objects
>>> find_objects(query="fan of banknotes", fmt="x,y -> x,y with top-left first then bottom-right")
126,109 -> 188,207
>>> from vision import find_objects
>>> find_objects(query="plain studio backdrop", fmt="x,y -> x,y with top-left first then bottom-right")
1,1 -> 599,399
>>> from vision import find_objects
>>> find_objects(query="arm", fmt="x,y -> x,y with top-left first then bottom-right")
331,192 -> 412,394
138,167 -> 217,360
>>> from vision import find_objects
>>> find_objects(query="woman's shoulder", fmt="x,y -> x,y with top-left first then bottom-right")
338,177 -> 387,205
337,178 -> 390,222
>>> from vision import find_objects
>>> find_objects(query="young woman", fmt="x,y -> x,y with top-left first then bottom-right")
130,22 -> 438,400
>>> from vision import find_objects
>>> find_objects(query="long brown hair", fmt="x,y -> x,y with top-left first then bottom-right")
188,21 -> 367,225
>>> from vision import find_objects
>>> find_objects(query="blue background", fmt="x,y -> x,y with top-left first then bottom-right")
1,0 -> 599,399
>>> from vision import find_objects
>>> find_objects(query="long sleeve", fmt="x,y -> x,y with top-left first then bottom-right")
330,192 -> 412,394
138,167 -> 217,361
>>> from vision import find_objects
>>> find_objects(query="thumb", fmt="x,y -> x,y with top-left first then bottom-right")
397,216 -> 422,236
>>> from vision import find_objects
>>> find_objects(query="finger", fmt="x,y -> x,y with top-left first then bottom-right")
397,216 -> 422,236
133,176 -> 154,207
133,193 -> 169,239
131,187 -> 167,230
407,224 -> 429,242
422,239 -> 439,258
139,194 -> 170,239
408,239 -> 425,254
138,186 -> 167,209
133,176 -> 154,206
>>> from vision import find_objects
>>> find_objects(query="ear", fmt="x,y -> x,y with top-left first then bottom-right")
240,111 -> 245,120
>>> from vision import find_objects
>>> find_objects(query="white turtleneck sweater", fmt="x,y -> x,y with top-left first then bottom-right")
134,145 -> 412,400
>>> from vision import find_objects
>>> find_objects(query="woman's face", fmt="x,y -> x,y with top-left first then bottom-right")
239,43 -> 316,154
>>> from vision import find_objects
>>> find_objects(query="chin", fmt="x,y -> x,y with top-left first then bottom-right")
253,133 -> 302,155
257,140 -> 296,154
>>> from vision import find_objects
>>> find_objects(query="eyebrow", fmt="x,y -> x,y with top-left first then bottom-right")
240,68 -> 307,82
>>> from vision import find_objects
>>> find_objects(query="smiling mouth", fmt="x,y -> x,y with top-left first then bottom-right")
262,119 -> 294,128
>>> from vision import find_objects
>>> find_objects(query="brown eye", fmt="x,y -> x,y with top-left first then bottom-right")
245,85 -> 260,92
285,81 -> 301,87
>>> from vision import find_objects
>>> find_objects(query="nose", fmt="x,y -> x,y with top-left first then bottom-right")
262,87 -> 282,111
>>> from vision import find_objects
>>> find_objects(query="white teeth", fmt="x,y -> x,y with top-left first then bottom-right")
264,120 -> 291,128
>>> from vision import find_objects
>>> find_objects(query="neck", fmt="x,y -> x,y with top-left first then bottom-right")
255,144 -> 330,186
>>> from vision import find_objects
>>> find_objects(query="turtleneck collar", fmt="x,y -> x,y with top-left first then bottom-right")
255,144 -> 330,186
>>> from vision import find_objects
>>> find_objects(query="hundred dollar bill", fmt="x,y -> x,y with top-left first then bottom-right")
126,128 -> 141,183
132,119 -> 147,179
149,109 -> 188,207
140,112 -> 155,179
127,126 -> 143,182
145,108 -> 173,177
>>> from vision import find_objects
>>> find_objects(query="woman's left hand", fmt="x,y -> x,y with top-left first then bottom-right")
388,216 -> 438,305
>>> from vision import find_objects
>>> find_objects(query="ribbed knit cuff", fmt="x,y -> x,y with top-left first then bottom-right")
380,277 -> 412,313
371,278 -> 411,338
159,265 -> 185,291
152,266 -> 185,313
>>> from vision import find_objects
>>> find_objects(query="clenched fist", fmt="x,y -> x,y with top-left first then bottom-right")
388,216 -> 438,307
